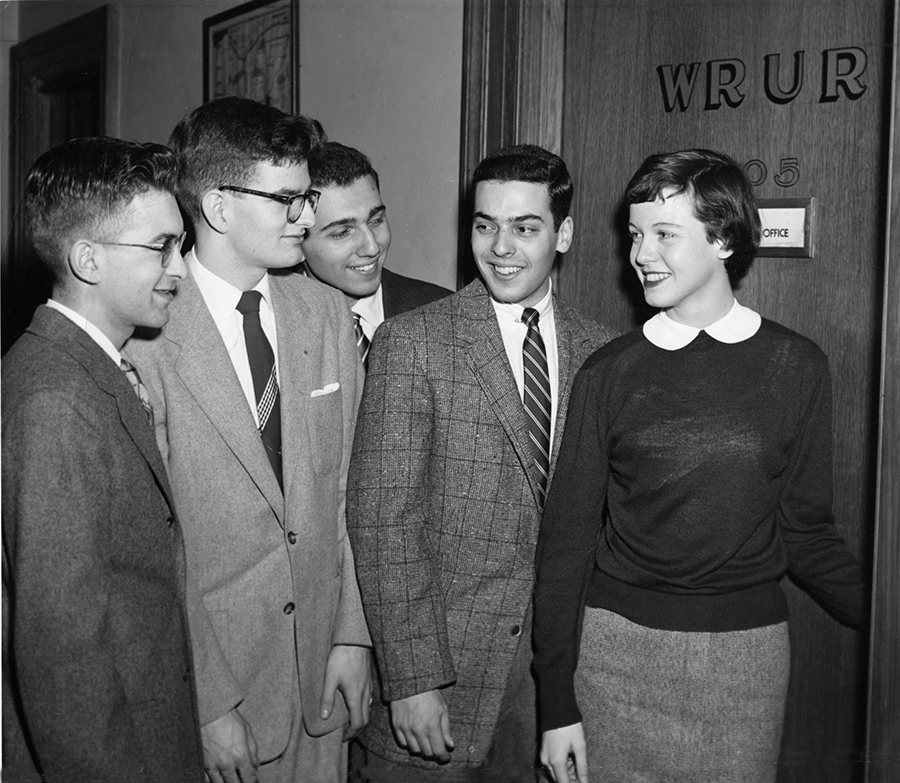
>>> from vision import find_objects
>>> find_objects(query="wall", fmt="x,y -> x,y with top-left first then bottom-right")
1,0 -> 462,291
560,0 -> 889,779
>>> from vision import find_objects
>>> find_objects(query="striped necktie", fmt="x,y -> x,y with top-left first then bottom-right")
120,358 -> 154,427
522,307 -> 551,507
353,312 -> 370,369
236,290 -> 283,489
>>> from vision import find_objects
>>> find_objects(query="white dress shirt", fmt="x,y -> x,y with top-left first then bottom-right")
491,280 -> 560,446
189,250 -> 279,427
351,285 -> 385,342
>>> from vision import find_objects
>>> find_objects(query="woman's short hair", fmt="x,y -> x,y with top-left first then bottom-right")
625,149 -> 761,285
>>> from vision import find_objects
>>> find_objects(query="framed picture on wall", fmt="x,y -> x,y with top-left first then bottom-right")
203,0 -> 298,113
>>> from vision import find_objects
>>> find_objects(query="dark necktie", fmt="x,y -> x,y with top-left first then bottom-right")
522,307 -> 551,507
120,358 -> 154,428
236,290 -> 283,489
353,312 -> 370,369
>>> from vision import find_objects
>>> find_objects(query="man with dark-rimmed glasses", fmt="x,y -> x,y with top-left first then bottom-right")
2,136 -> 204,781
126,97 -> 371,783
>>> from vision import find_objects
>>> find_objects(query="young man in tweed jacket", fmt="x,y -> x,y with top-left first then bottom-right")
347,145 -> 616,782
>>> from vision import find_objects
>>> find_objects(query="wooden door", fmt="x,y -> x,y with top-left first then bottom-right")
559,1 -> 890,779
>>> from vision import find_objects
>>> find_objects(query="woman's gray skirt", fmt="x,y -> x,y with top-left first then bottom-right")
575,607 -> 790,783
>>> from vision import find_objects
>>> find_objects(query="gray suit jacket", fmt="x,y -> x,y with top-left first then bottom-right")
346,278 -> 616,767
2,307 -> 202,782
126,266 -> 369,762
380,267 -> 450,320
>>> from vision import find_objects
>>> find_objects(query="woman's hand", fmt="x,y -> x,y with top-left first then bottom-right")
540,723 -> 588,783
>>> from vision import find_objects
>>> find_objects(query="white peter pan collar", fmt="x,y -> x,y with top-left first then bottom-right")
643,299 -> 762,351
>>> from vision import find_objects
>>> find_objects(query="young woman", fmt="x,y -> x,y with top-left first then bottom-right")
532,149 -> 865,783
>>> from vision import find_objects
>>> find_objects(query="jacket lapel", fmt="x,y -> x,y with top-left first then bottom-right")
268,273 -> 311,500
31,307 -> 177,510
459,281 -> 544,507
166,274 -> 285,523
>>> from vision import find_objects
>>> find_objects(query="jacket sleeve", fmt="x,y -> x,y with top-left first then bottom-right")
131,342 -> 243,726
778,358 -> 866,628
346,317 -> 457,701
330,299 -> 372,648
2,390 -> 154,782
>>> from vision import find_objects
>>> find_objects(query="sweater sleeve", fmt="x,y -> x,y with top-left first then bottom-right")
778,358 -> 866,628
533,364 -> 609,732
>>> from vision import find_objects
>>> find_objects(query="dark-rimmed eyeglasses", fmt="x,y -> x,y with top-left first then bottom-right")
218,185 -> 320,223
99,231 -> 186,268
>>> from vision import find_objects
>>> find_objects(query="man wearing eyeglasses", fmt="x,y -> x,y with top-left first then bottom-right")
126,98 -> 370,783
2,137 -> 203,781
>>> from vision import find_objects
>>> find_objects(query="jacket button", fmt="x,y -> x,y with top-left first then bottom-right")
166,516 -> 175,528
283,602 -> 295,615
510,624 -> 522,637
287,531 -> 297,545
467,745 -> 476,754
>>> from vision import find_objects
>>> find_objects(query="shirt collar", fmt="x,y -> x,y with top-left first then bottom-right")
490,277 -> 555,327
643,299 -> 761,350
351,284 -> 384,327
45,299 -> 122,365
189,249 -> 273,348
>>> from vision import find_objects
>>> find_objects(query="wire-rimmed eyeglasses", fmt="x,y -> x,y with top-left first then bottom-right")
99,231 -> 187,268
218,185 -> 320,223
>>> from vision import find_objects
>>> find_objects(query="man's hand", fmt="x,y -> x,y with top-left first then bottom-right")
540,723 -> 588,783
201,708 -> 259,783
319,644 -> 372,740
389,689 -> 455,763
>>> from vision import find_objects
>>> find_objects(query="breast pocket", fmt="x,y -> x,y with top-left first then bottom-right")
307,388 -> 344,476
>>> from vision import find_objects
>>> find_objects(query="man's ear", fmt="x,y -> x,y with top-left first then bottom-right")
201,190 -> 228,234
555,215 -> 574,254
67,239 -> 102,285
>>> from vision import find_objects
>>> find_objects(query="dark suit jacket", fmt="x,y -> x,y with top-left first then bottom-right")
1,307 -> 202,783
126,263 -> 369,761
346,278 -> 617,767
380,267 -> 450,320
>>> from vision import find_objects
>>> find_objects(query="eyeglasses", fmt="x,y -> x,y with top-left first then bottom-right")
99,231 -> 186,268
218,185 -> 320,223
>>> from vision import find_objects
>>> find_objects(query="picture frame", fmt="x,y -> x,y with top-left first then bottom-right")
203,0 -> 299,114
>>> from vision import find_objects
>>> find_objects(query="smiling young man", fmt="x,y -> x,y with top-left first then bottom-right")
125,98 -> 371,783
300,142 -> 449,359
2,137 -> 202,782
346,144 -> 616,782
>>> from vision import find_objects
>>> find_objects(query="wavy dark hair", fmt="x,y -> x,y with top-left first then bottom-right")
472,144 -> 573,230
308,142 -> 380,191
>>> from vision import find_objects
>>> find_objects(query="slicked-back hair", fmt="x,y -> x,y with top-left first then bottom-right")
625,149 -> 761,285
169,96 -> 326,225
25,136 -> 179,284
471,144 -> 573,230
308,142 -> 380,191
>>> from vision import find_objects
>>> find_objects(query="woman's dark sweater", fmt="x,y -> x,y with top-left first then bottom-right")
533,318 -> 865,732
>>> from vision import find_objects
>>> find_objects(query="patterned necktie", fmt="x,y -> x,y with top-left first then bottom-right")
522,307 -> 552,507
353,312 -> 370,369
120,358 -> 154,427
236,290 -> 283,489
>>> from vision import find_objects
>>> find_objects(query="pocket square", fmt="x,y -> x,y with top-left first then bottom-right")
310,382 -> 340,397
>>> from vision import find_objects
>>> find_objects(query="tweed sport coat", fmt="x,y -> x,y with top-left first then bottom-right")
347,278 -> 616,767
2,307 -> 202,782
126,262 -> 369,763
